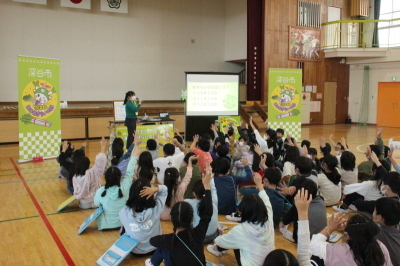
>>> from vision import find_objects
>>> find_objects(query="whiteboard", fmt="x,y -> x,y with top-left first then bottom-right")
113,101 -> 126,122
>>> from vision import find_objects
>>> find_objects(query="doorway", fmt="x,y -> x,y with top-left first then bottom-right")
323,82 -> 337,124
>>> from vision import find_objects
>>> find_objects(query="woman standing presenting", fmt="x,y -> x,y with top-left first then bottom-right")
124,91 -> 142,149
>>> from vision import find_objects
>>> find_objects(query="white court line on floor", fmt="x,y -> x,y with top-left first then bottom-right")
356,136 -> 400,154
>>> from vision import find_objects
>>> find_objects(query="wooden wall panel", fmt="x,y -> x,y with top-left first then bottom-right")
88,117 -> 112,138
0,120 -> 18,143
169,115 -> 185,134
61,118 -> 86,140
263,0 -> 351,124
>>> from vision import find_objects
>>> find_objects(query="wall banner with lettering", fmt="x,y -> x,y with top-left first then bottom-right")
116,124 -> 175,157
268,69 -> 302,141
18,56 -> 61,162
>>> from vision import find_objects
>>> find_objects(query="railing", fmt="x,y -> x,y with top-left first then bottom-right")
323,18 -> 400,49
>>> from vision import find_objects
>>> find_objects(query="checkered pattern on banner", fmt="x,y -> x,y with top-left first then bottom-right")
269,122 -> 302,141
19,130 -> 61,160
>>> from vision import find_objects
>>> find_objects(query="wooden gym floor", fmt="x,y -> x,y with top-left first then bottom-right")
1,124 -> 399,265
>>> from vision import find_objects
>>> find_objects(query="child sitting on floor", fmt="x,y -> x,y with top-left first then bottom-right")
145,166 -> 214,266
94,138 -> 140,230
73,137 -> 107,209
119,179 -> 168,256
160,155 -> 197,220
207,172 -> 275,265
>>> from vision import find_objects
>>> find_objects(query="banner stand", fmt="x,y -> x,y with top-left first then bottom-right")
268,69 -> 302,141
18,56 -> 61,162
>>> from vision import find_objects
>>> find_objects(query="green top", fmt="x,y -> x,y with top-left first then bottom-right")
125,101 -> 141,119
180,164 -> 202,199
376,137 -> 385,161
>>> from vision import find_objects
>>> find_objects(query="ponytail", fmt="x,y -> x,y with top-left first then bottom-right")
164,168 -> 180,208
102,167 -> 123,198
323,154 -> 341,185
118,185 -> 123,198
111,139 -> 124,165
345,213 -> 385,266
123,91 -> 135,105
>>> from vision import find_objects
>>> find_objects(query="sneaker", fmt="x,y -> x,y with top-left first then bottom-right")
207,244 -> 222,257
226,212 -> 241,222
279,225 -> 295,242
332,205 -> 349,213
348,204 -> 358,212
145,259 -> 153,266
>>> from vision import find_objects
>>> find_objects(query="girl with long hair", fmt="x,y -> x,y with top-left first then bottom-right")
318,154 -> 342,206
135,150 -> 156,182
160,155 -> 198,220
310,212 -> 392,265
94,142 -> 140,230
145,166 -> 214,266
119,178 -> 168,255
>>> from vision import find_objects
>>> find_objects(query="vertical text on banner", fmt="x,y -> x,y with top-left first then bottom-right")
18,56 -> 61,161
268,69 -> 302,141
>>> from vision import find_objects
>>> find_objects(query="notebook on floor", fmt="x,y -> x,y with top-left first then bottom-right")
77,205 -> 104,234
328,232 -> 343,243
56,195 -> 77,212
96,234 -> 139,266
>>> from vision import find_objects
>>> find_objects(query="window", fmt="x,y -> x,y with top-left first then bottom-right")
378,0 -> 400,47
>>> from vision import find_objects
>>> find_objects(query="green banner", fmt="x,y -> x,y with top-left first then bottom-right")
268,69 -> 302,140
116,124 -> 175,157
18,56 -> 61,161
218,116 -> 241,139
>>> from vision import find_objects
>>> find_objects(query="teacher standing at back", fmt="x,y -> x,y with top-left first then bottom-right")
123,91 -> 142,149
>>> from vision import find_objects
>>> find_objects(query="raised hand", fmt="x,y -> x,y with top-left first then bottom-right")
249,116 -> 255,129
301,145 -> 308,157
388,147 -> 394,159
278,182 -> 296,196
260,153 -> 267,169
341,137 -> 347,149
188,155 -> 199,167
370,151 -> 380,165
202,163 -> 213,190
253,172 -> 263,191
319,137 -> 326,148
62,140 -> 69,152
294,188 -> 312,217
377,127 -> 383,137
100,136 -> 107,152
139,186 -> 158,200
327,213 -> 347,232
254,144 -> 262,155
365,146 -> 372,158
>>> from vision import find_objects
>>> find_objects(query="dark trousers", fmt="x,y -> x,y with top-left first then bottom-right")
354,199 -> 376,214
343,192 -> 364,207
125,117 -> 137,149
217,247 -> 241,266
150,248 -> 173,266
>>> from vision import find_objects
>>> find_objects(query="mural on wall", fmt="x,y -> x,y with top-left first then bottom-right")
289,26 -> 321,62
